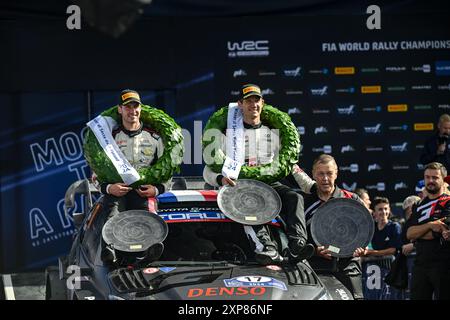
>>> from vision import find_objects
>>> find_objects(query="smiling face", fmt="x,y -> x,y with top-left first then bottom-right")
312,161 -> 338,194
373,202 -> 390,222
238,95 -> 264,124
118,101 -> 141,129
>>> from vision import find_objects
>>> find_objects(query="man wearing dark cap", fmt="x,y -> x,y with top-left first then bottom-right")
99,89 -> 171,214
203,84 -> 314,265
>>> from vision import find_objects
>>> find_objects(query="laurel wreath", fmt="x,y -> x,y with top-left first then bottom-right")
202,104 -> 300,184
83,105 -> 183,188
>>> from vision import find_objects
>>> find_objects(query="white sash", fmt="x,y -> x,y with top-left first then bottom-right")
222,103 -> 244,179
87,115 -> 140,185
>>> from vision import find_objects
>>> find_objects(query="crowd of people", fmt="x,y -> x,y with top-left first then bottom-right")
85,85 -> 450,300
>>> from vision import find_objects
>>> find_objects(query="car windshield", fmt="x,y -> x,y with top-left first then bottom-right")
159,221 -> 254,264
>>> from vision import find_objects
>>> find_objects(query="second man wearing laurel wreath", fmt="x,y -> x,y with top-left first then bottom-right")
203,84 -> 315,265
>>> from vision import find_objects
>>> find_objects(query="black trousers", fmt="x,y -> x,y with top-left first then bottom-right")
249,182 -> 308,250
411,263 -> 450,300
103,191 -> 150,218
309,256 -> 364,300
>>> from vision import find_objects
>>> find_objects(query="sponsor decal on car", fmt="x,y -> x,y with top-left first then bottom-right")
143,267 -> 160,274
187,287 -> 266,298
224,276 -> 287,291
266,265 -> 283,271
159,267 -> 176,273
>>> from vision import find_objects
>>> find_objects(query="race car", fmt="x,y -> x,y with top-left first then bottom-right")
45,177 -> 353,300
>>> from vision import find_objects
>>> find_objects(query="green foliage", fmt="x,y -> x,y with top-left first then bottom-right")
202,105 -> 300,184
83,105 -> 184,188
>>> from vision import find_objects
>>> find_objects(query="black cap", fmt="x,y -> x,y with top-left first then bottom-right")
240,84 -> 263,100
119,89 -> 141,106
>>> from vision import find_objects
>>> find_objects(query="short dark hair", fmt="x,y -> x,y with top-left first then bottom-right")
424,162 -> 447,178
372,196 -> 390,208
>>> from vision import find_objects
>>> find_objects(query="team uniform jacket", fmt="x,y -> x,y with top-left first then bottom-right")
100,122 -> 171,195
407,194 -> 450,266
203,122 -> 280,186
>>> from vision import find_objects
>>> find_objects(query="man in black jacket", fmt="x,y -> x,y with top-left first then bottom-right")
406,162 -> 450,300
420,114 -> 450,171
298,154 -> 365,300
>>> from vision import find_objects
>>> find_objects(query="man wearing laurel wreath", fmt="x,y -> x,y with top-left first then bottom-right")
94,89 -> 171,215
203,84 -> 315,265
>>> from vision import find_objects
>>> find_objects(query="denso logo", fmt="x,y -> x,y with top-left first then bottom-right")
310,86 -> 328,96
337,105 -> 355,115
227,40 -> 269,58
233,69 -> 247,77
368,164 -> 382,172
284,67 -> 302,77
288,107 -> 301,115
187,287 -> 266,298
394,182 -> 408,191
341,145 -> 355,153
314,126 -> 328,134
390,142 -> 408,152
364,124 -> 382,133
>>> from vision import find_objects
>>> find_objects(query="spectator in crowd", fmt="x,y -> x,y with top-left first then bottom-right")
420,114 -> 450,172
355,188 -> 372,216
357,197 -> 402,257
406,162 -> 450,300
401,195 -> 420,255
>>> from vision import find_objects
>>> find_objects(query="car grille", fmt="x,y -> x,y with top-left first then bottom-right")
284,263 -> 319,285
109,269 -> 150,292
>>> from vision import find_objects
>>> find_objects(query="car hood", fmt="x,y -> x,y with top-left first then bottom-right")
108,262 -> 328,300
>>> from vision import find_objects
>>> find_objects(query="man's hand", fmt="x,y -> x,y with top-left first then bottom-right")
402,243 -> 415,255
316,246 -> 332,260
353,247 -> 368,257
221,176 -> 236,186
429,218 -> 449,234
437,142 -> 447,155
108,183 -> 132,197
442,229 -> 450,241
136,184 -> 158,198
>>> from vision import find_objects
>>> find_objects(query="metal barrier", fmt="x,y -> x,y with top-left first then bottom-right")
361,253 -> 415,300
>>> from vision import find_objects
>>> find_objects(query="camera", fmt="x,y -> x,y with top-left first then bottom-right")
438,135 -> 449,144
